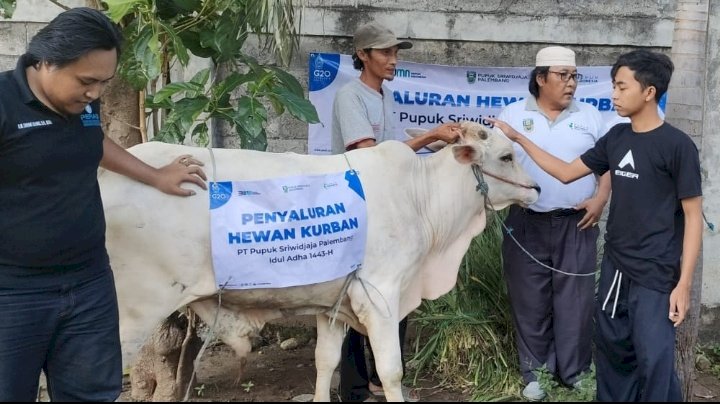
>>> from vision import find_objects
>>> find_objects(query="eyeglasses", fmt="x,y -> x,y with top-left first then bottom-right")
548,71 -> 583,82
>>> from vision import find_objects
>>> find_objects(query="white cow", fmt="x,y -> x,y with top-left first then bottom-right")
99,121 -> 539,402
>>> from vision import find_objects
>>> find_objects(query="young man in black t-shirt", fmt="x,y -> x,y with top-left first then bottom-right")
490,50 -> 703,402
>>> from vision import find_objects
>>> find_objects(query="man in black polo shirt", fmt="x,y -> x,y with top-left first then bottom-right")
0,8 -> 206,402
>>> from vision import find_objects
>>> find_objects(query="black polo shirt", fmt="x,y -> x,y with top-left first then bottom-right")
0,55 -> 108,283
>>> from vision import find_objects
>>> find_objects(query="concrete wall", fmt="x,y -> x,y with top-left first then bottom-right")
10,0 -> 87,21
0,0 -> 86,70
699,1 -> 720,343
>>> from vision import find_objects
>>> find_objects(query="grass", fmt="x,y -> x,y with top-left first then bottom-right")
696,343 -> 720,379
535,364 -> 597,402
409,210 -> 523,401
408,209 -> 602,402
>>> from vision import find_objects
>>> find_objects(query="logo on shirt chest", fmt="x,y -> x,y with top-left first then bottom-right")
614,150 -> 639,179
522,118 -> 534,133
568,122 -> 590,132
80,104 -> 101,127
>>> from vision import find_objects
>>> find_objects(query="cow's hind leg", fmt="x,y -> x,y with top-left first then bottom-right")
313,314 -> 346,402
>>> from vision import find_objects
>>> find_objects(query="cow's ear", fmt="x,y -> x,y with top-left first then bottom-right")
452,144 -> 479,164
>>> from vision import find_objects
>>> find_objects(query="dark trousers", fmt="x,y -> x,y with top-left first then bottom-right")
338,317 -> 408,402
595,255 -> 682,402
502,206 -> 597,385
0,268 -> 122,402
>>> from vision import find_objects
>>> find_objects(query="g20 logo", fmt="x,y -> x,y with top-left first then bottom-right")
313,70 -> 332,78
211,193 -> 229,200
209,181 -> 233,210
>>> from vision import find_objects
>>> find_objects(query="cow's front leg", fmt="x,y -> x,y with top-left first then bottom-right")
313,314 -> 346,402
367,315 -> 404,402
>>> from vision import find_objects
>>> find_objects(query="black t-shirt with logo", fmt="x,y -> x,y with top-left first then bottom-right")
581,122 -> 702,293
0,55 -> 108,282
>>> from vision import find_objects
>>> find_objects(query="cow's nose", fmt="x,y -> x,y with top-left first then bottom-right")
532,184 -> 542,194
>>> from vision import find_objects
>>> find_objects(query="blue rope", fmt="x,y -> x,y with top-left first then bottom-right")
703,211 -> 715,232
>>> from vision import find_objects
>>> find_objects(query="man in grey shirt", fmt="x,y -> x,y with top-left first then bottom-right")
331,22 -> 460,402
331,22 -> 460,154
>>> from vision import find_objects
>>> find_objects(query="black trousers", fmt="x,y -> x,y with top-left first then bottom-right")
595,255 -> 682,402
338,317 -> 408,402
0,268 -> 122,401
502,206 -> 598,385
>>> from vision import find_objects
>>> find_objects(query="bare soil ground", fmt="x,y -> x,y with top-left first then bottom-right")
135,342 -> 467,402
117,336 -> 720,402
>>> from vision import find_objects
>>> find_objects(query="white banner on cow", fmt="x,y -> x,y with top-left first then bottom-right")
307,53 -> 666,155
209,171 -> 367,289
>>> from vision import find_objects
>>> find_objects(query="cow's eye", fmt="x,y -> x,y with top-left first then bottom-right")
500,154 -> 513,163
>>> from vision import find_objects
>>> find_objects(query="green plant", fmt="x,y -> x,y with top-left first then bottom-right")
194,383 -> 206,397
534,364 -> 596,402
410,210 -> 521,401
697,343 -> 720,379
241,380 -> 255,392
0,0 -> 15,18
104,0 -> 319,149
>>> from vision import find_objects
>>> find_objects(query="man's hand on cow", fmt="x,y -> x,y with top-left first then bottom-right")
575,196 -> 605,230
427,122 -> 462,144
486,118 -> 522,142
155,154 -> 208,196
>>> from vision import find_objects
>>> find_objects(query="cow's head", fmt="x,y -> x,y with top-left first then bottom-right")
451,121 -> 540,209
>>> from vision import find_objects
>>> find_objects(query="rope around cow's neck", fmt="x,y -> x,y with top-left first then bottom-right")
471,164 -> 596,278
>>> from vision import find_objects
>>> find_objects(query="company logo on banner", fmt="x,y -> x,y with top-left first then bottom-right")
209,170 -> 367,289
307,53 -> 666,155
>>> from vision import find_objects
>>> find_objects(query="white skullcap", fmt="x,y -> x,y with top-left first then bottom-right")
535,46 -> 576,67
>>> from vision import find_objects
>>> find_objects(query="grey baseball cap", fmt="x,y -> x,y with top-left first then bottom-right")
353,22 -> 413,50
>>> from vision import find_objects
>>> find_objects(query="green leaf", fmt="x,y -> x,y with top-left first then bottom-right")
212,72 -> 253,102
188,68 -> 211,86
144,94 -> 173,110
232,96 -> 267,150
0,0 -> 16,19
190,122 -> 209,146
155,121 -> 183,143
158,21 -> 189,66
104,0 -> 145,22
133,25 -> 161,82
118,55 -> 148,90
153,81 -> 204,103
156,0 -> 200,19
177,29 -> 216,59
268,66 -> 305,97
271,88 -> 319,124
200,10 -> 247,62
236,124 -> 268,151
170,0 -> 202,12
265,93 -> 286,116
174,96 -> 210,125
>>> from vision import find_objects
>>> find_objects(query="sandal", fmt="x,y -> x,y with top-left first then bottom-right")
368,383 -> 420,402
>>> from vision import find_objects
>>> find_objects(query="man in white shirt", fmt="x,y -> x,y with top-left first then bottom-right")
493,46 -> 610,401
